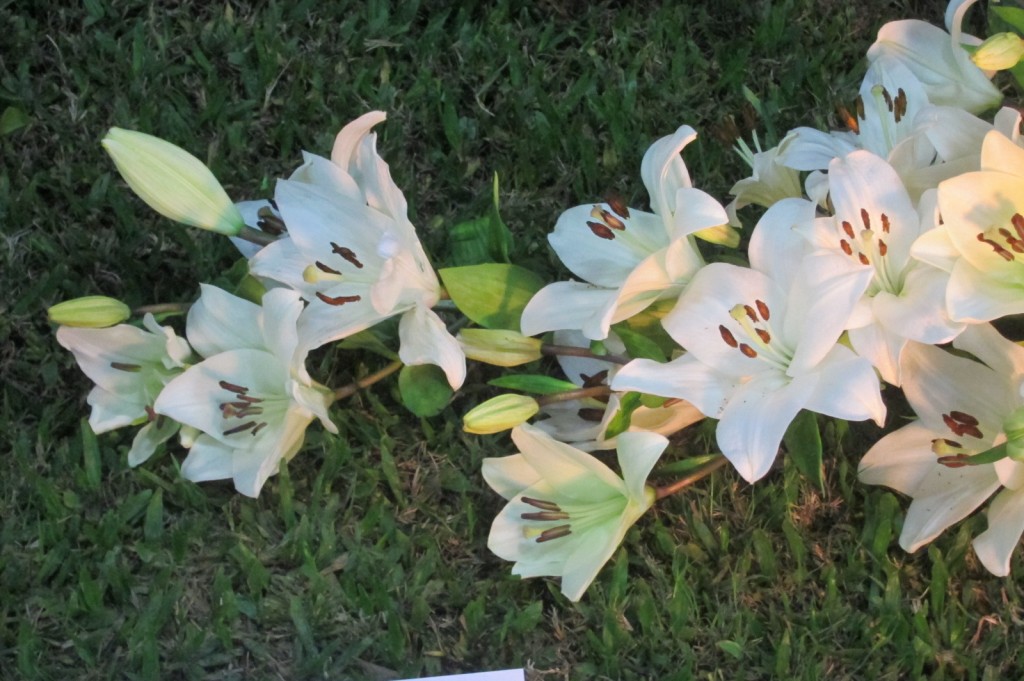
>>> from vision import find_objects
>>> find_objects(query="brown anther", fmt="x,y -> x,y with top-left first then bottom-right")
1013,213 -> 1024,240
855,95 -> 865,121
739,343 -> 757,358
587,221 -> 616,240
882,88 -> 894,112
719,325 -> 738,348
978,233 -> 1015,262
755,299 -> 770,321
521,511 -> 571,521
895,88 -> 907,122
331,242 -> 364,268
601,210 -> 626,231
860,208 -> 871,230
315,292 -> 362,306
743,304 -> 758,322
577,407 -> 605,422
223,421 -> 257,436
858,253 -> 870,266
580,370 -> 609,388
536,525 -> 573,543
522,497 -> 561,511
251,422 -> 268,437
840,240 -> 853,256
219,380 -> 249,394
837,105 -> 859,134
605,193 -> 630,219
755,328 -> 771,344
937,455 -> 969,468
256,209 -> 286,235
881,213 -> 891,234
948,411 -> 978,426
878,240 -> 888,257
841,220 -> 856,239
238,395 -> 263,404
315,260 -> 342,275
110,361 -> 142,372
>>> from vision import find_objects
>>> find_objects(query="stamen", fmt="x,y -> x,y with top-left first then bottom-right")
223,421 -> 258,436
587,221 -> 615,240
881,214 -> 890,234
577,407 -> 605,422
739,343 -> 757,358
719,325 -> 738,348
878,240 -> 888,257
315,292 -> 362,306
860,208 -> 871,230
521,511 -> 571,521
219,380 -> 249,394
854,95 -> 865,121
743,304 -> 758,322
858,253 -> 870,266
755,300 -> 770,320
894,88 -> 907,122
605,193 -> 630,218
937,454 -> 969,468
881,88 -> 894,112
837,105 -> 859,134
949,411 -> 979,426
841,221 -> 856,239
315,261 -> 342,275
522,497 -> 561,511
535,525 -> 572,543
755,328 -> 771,343
251,422 -> 268,436
331,242 -> 364,268
600,210 -> 626,231
1013,213 -> 1024,240
110,361 -> 142,372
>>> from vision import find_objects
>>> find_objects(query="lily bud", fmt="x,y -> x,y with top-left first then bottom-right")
47,296 -> 131,328
102,127 -> 244,236
463,394 -> 539,434
971,32 -> 1024,71
457,329 -> 543,367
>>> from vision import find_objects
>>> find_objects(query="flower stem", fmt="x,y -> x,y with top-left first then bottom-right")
541,344 -> 630,365
655,454 -> 728,500
132,302 -> 192,317
333,360 -> 404,401
535,385 -> 612,406
236,225 -> 278,246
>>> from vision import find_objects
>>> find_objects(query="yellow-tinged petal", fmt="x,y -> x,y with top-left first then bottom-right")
463,394 -> 539,434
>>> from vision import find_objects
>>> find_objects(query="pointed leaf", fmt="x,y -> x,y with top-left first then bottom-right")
783,410 -> 823,490
439,263 -> 544,329
603,392 -> 644,439
487,374 -> 578,395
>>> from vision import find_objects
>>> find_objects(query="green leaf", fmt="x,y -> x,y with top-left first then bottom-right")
0,106 -> 29,136
717,640 -> 744,659
398,364 -> 453,417
993,6 -> 1024,35
487,374 -> 578,395
80,419 -> 101,491
612,323 -> 668,362
336,328 -> 400,360
448,173 -> 513,265
439,263 -> 544,330
604,392 -> 644,439
783,410 -> 823,490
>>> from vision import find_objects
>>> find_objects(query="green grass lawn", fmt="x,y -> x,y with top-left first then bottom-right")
4,0 -> 1022,679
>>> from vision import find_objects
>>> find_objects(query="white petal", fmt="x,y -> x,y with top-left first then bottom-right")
805,346 -> 886,425
611,355 -> 738,419
777,127 -> 858,172
641,125 -> 696,218
946,258 -> 1024,323
180,435 -> 235,482
899,464 -> 1000,552
397,304 -> 467,389
748,198 -> 817,290
859,421 -> 942,494
231,199 -> 276,259
974,488 -> 1024,576
669,187 -> 729,239
952,323 -> 1024,378
519,281 -> 616,337
259,287 -> 305,368
559,521 -> 620,601
511,425 -> 623,501
848,321 -> 906,387
248,238 -> 318,294
87,386 -> 145,432
128,417 -> 179,467
187,284 -> 263,358
615,431 -> 668,503
482,454 -> 540,500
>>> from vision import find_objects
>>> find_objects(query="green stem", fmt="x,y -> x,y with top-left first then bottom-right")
132,302 -> 192,316
535,385 -> 612,406
333,360 -> 403,401
541,344 -> 630,365
655,454 -> 728,500
236,225 -> 278,246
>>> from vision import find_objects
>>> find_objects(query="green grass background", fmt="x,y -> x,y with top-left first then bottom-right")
3,0 -> 1022,679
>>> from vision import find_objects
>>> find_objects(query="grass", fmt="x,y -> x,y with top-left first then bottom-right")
3,0 -> 1023,679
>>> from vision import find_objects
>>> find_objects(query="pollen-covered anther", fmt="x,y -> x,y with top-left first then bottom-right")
315,292 -> 362,306
521,511 -> 571,521
110,361 -> 142,372
942,410 -> 984,439
223,420 -> 259,436
743,304 -> 758,322
315,261 -> 341,275
600,210 -> 626,230
755,299 -> 770,320
978,232 -> 1015,261
937,454 -> 970,468
841,220 -> 856,239
739,343 -> 757,358
719,325 -> 738,348
522,497 -> 561,511
218,380 -> 249,394
605,193 -> 630,219
577,407 -> 605,422
880,213 -> 891,234
587,220 -> 616,240
256,207 -> 286,235
330,242 -> 364,268
894,88 -> 907,123
837,104 -> 859,134
878,240 -> 888,257
755,328 -> 771,343
535,525 -> 572,543
860,208 -> 871,230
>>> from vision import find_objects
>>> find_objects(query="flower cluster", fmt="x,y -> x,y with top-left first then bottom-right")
50,0 -> 1024,600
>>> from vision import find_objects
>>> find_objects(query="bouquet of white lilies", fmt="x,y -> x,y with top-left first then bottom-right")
50,0 -> 1024,601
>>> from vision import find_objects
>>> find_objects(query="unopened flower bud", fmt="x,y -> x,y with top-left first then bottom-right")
463,394 -> 539,434
458,329 -> 543,367
971,32 -> 1024,71
102,127 -> 244,236
47,296 -> 131,328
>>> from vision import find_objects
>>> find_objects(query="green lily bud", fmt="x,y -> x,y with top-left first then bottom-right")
47,296 -> 131,328
971,32 -> 1024,71
458,329 -> 543,367
463,394 -> 539,434
102,127 -> 244,236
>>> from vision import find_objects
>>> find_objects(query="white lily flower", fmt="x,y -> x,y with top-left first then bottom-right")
866,0 -> 1001,114
916,130 -> 1024,322
249,112 -> 465,388
726,136 -> 803,223
154,285 -> 337,497
521,125 -> 727,340
859,325 -> 1024,575
483,424 -> 667,601
612,199 -> 886,482
57,314 -> 194,466
792,151 -> 963,385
